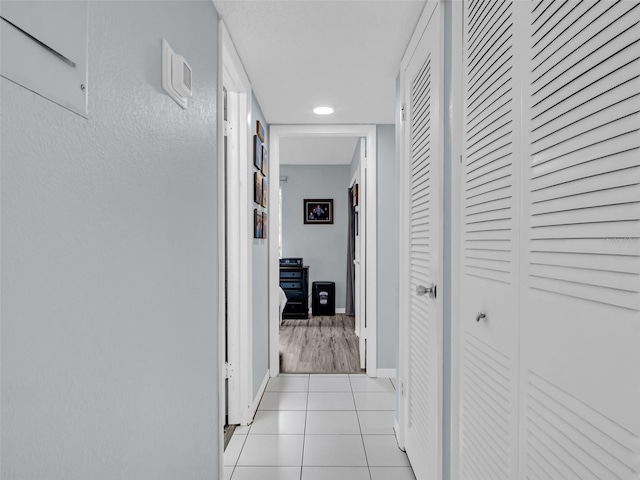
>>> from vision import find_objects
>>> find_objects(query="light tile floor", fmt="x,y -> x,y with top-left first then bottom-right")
224,374 -> 416,480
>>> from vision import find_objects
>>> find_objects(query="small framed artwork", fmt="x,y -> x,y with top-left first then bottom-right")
254,135 -> 262,170
254,172 -> 263,205
256,120 -> 265,143
261,177 -> 268,208
304,199 -> 333,225
261,212 -> 268,239
254,209 -> 263,239
353,183 -> 359,206
261,145 -> 268,176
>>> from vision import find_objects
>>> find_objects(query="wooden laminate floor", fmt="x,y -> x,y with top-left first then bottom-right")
279,314 -> 363,373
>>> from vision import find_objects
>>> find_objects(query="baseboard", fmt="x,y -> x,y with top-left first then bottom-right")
376,368 -> 397,378
307,307 -> 347,315
249,370 -> 270,422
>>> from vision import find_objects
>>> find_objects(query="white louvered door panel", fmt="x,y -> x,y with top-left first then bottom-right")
403,3 -> 442,479
520,2 -> 640,479
459,1 -> 523,478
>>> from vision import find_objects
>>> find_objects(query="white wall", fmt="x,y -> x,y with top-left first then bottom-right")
280,165 -> 350,310
376,125 -> 399,369
251,94 -> 269,397
1,2 -> 220,478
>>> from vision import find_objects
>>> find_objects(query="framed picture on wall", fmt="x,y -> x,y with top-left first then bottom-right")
261,146 -> 268,176
261,212 -> 268,239
254,172 -> 263,205
261,177 -> 268,208
254,209 -> 263,239
254,135 -> 262,170
304,199 -> 333,225
256,120 -> 265,143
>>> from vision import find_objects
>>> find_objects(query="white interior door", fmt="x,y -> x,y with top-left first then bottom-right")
402,3 -> 443,478
458,1 -> 522,478
519,2 -> 640,478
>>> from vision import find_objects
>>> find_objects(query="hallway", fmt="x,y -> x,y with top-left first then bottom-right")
224,374 -> 413,480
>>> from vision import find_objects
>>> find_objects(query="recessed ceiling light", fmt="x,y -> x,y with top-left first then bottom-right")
313,106 -> 334,115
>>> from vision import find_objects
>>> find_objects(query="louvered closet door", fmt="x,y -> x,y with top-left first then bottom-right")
459,1 -> 523,478
520,2 -> 640,479
403,3 -> 442,479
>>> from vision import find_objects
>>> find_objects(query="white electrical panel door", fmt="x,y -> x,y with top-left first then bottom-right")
459,0 -> 522,478
520,2 -> 640,478
403,3 -> 443,479
0,1 -> 88,116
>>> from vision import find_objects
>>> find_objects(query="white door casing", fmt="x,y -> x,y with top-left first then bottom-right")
268,125 -> 377,376
399,2 -> 444,479
219,21 -> 253,429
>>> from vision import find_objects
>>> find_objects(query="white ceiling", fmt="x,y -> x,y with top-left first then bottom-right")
280,136 -> 360,165
213,0 -> 427,125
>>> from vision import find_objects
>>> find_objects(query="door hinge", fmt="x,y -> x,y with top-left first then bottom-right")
400,380 -> 405,397
224,120 -> 233,137
401,103 -> 406,122
224,362 -> 234,379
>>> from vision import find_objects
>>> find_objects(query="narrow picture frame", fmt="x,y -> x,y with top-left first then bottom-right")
256,120 -> 265,143
254,209 -> 263,239
303,199 -> 333,225
261,212 -> 268,239
261,177 -> 268,208
254,135 -> 262,170
261,145 -> 268,176
254,172 -> 263,205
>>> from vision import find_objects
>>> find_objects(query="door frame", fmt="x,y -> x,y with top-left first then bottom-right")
395,0 -> 445,467
268,125 -> 378,377
218,20 -> 254,440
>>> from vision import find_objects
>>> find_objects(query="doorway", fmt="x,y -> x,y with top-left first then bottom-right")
268,125 -> 378,377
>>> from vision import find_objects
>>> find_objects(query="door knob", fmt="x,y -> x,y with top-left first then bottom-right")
476,312 -> 486,322
417,284 -> 435,297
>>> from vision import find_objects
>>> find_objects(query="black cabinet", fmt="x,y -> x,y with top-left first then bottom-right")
280,265 -> 309,319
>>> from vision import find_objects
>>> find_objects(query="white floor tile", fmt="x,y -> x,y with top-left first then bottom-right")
237,434 -> 304,466
353,392 -> 395,411
231,466 -> 301,480
258,392 -> 308,411
309,375 -> 352,392
224,466 -> 234,480
305,410 -> 360,435
234,425 -> 250,435
363,435 -> 410,467
370,467 -> 416,480
357,410 -> 395,434
303,434 -> 368,466
302,466 -> 370,480
224,434 -> 246,466
249,410 -> 307,435
266,376 -> 310,392
307,392 -> 355,411
350,376 -> 394,392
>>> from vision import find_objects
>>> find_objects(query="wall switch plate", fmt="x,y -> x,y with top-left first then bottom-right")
162,39 -> 190,109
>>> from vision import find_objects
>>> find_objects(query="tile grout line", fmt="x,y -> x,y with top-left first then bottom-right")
349,374 -> 374,480
299,374 -> 310,480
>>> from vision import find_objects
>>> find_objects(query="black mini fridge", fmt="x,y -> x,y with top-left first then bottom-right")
312,281 -> 335,316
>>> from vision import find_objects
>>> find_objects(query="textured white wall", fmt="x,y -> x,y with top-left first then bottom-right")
1,2 -> 220,478
252,94 -> 269,397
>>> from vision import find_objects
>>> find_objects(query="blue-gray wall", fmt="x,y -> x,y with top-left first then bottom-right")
252,94 -> 269,397
376,125 -> 399,370
280,165 -> 350,310
1,2 -> 220,479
